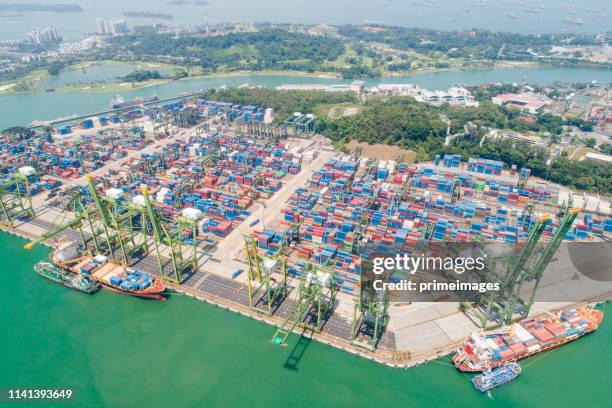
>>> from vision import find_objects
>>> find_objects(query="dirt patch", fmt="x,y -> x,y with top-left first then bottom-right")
345,141 -> 416,163
326,104 -> 361,119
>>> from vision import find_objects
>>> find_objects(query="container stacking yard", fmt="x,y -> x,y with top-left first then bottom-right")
1,94 -> 611,367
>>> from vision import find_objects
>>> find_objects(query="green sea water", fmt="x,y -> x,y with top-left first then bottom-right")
1,231 -> 609,408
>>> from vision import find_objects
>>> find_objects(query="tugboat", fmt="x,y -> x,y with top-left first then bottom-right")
472,362 -> 521,392
34,261 -> 100,294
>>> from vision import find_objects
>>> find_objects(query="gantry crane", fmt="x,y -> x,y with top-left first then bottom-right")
24,216 -> 86,250
517,167 -> 530,189
351,269 -> 390,351
83,174 -> 135,266
450,179 -> 462,203
272,260 -> 337,346
478,207 -> 580,327
511,207 -> 581,319
140,186 -> 198,283
25,179 -> 198,283
478,214 -> 549,327
283,113 -> 316,135
244,236 -> 289,315
0,173 -> 36,227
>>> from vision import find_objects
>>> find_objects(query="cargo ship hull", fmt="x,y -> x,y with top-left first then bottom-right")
97,279 -> 167,300
453,307 -> 603,372
77,259 -> 167,301
50,242 -> 166,300
111,95 -> 158,109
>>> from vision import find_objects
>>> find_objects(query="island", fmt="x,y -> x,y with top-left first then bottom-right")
124,11 -> 173,20
0,3 -> 83,12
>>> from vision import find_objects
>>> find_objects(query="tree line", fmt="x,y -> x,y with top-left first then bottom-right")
104,29 -> 345,74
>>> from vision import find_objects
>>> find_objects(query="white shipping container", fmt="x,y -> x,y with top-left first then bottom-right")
156,187 -> 170,203
403,220 -> 414,230
94,254 -> 108,263
105,188 -> 124,200
182,207 -> 203,220
485,339 -> 498,351
18,166 -> 36,176
132,195 -> 146,206
514,324 -> 535,342
527,344 -> 541,352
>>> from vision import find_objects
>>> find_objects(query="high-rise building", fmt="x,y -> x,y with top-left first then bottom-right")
26,27 -> 61,45
109,20 -> 128,36
96,18 -> 105,34
95,18 -> 128,36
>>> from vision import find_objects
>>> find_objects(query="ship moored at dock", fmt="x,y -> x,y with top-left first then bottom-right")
50,241 -> 166,300
453,306 -> 603,372
34,261 -> 100,294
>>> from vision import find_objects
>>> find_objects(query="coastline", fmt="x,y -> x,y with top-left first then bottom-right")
2,219 -> 608,370
3,59 -> 610,97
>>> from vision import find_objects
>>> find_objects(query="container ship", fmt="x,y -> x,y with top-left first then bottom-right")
453,306 -> 603,372
111,94 -> 158,109
51,241 -> 166,300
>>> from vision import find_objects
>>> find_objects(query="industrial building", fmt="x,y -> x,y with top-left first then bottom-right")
371,84 -> 479,107
276,81 -> 365,97
491,92 -> 551,114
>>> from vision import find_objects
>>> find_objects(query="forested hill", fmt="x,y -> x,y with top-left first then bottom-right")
337,25 -> 601,60
105,29 -> 344,72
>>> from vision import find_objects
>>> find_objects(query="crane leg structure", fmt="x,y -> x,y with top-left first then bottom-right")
272,262 -> 336,346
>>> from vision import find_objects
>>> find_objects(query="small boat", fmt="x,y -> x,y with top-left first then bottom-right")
34,261 -> 100,294
472,362 -> 521,392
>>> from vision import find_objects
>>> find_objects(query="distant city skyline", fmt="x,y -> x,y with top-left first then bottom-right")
0,0 -> 610,42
